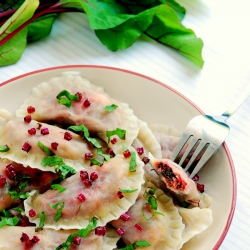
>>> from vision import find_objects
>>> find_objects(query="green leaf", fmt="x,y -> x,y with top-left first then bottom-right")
95,8 -> 154,51
129,151 -> 137,172
106,128 -> 126,143
61,0 -> 132,30
51,184 -> 67,193
35,211 -> 45,232
104,104 -> 118,112
159,0 -> 186,20
145,4 -> 204,67
119,188 -> 138,193
0,0 -> 39,41
0,145 -> 10,152
41,156 -> 64,167
0,28 -> 27,66
38,141 -> 54,156
0,210 -> 12,217
27,13 -> 58,42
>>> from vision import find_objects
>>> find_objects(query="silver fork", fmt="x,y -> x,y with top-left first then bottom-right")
171,86 -> 250,179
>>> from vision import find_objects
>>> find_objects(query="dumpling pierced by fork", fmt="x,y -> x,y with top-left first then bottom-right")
16,71 -> 139,153
149,154 -> 212,208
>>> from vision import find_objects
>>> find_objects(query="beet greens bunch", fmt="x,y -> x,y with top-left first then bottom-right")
0,0 -> 204,67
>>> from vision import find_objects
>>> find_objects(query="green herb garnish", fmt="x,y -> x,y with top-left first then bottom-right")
106,128 -> 126,143
51,184 -> 67,193
55,165 -> 76,180
38,141 -> 54,156
0,145 -> 10,152
68,124 -> 102,148
41,155 -> 64,167
119,188 -> 138,193
49,201 -> 64,222
56,90 -> 79,108
129,152 -> 137,172
35,211 -> 45,232
142,187 -> 164,220
119,240 -> 151,250
104,104 -> 118,112
55,216 -> 98,250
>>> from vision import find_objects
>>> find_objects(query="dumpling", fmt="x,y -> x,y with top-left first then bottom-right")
16,71 -> 139,153
0,226 -> 119,250
149,124 -> 183,159
24,153 -> 145,230
0,158 -> 57,210
132,119 -> 162,159
177,206 -> 213,249
110,182 -> 185,250
0,115 -> 101,173
149,154 -> 212,208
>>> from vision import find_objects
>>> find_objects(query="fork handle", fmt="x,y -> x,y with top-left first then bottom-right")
222,84 -> 250,120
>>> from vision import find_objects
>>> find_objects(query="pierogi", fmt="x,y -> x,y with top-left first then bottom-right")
0,72 -> 213,249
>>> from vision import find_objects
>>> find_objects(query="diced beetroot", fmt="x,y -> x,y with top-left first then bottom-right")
137,147 -> 144,155
123,149 -> 131,158
111,138 -> 118,144
134,223 -> 143,231
117,227 -> 125,236
73,236 -> 81,245
120,213 -> 130,221
51,142 -> 58,150
95,226 -> 106,236
22,142 -> 31,153
80,171 -> 89,181
117,191 -> 124,199
90,172 -> 98,181
29,209 -> 36,218
83,179 -> 92,188
83,99 -> 91,108
28,128 -> 36,135
142,156 -> 150,164
0,174 -> 6,187
78,193 -> 86,202
85,152 -> 93,160
24,115 -> 32,123
75,92 -> 82,102
64,132 -> 73,141
27,106 -> 35,113
41,128 -> 49,135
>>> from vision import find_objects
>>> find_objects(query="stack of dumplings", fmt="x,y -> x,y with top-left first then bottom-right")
0,72 -> 213,249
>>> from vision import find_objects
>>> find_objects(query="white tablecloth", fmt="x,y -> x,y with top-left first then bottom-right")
0,0 -> 250,249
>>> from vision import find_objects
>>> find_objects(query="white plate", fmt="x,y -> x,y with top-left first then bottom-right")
0,65 -> 236,250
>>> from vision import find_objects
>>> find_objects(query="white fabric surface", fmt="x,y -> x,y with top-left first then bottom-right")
0,0 -> 250,249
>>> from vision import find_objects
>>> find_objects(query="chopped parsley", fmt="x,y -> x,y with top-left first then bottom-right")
49,201 -> 64,222
0,145 -> 10,152
104,104 -> 118,112
68,124 -> 102,148
41,155 -> 64,167
55,217 -> 98,250
129,152 -> 137,172
35,211 -> 45,232
119,188 -> 138,193
0,209 -> 20,228
57,90 -> 79,108
38,141 -> 54,156
119,240 -> 151,249
106,128 -> 126,143
51,184 -> 67,193
55,165 -> 76,180
142,187 -> 164,220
